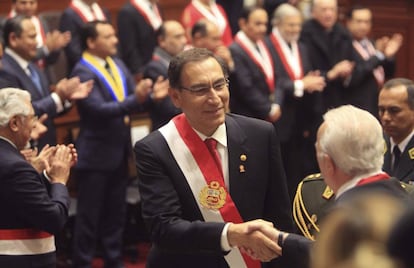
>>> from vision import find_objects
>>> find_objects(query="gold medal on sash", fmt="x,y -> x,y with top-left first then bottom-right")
199,181 -> 226,210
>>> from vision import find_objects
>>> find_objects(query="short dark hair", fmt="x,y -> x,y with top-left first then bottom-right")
382,78 -> 414,110
346,5 -> 369,20
80,20 -> 110,51
239,6 -> 263,22
3,15 -> 30,47
191,20 -> 208,39
155,22 -> 167,40
168,48 -> 228,89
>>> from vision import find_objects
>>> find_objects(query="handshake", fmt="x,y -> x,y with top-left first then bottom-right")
227,219 -> 286,262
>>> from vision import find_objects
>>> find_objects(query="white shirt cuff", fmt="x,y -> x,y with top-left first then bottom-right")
43,170 -> 51,182
221,223 -> 233,251
294,80 -> 304,97
51,92 -> 65,113
269,104 -> 280,118
376,51 -> 385,60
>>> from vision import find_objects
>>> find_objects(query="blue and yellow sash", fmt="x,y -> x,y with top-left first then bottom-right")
81,52 -> 127,102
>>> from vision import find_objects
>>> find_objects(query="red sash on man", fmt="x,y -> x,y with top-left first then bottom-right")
235,31 -> 275,93
130,0 -> 162,30
353,40 -> 385,87
159,114 -> 260,268
70,0 -> 107,22
0,228 -> 54,255
269,29 -> 303,81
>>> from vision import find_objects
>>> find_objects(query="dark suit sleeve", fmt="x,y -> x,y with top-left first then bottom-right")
59,11 -> 82,71
117,7 -> 145,75
347,54 -> 393,88
135,136 -> 226,254
1,161 -> 69,234
281,233 -> 312,268
266,125 -> 294,231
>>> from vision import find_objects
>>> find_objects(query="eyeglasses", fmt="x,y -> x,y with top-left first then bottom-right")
179,77 -> 229,95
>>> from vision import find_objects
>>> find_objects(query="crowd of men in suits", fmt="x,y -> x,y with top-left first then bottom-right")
0,0 -> 413,267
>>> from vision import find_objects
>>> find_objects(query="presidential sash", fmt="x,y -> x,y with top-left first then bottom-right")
130,0 -> 162,30
70,0 -> 107,22
159,114 -> 260,268
270,29 -> 303,81
191,0 -> 227,35
353,39 -> 385,86
81,52 -> 127,102
0,229 -> 54,255
235,31 -> 275,93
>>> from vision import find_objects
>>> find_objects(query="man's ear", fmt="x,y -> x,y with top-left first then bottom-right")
9,116 -> 20,132
8,32 -> 18,48
324,154 -> 336,177
168,87 -> 181,109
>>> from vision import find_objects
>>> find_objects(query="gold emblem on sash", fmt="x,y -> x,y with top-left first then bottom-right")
199,181 -> 226,210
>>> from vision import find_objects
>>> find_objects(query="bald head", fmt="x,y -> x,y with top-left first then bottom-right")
157,20 -> 186,56
312,0 -> 338,30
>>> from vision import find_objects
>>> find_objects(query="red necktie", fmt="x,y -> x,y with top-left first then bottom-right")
205,138 -> 223,176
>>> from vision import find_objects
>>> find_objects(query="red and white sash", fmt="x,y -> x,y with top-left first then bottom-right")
191,0 -> 227,35
70,0 -> 106,22
270,29 -> 303,81
159,114 -> 260,268
235,31 -> 275,92
353,39 -> 385,86
0,229 -> 54,255
130,0 -> 162,30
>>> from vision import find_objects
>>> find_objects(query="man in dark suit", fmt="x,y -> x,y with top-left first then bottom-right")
59,0 -> 109,72
143,20 -> 185,130
249,105 -> 411,268
345,5 -> 402,117
8,0 -> 71,71
1,16 -> 92,149
264,3 -> 325,198
379,78 -> 414,183
300,0 -> 354,116
229,7 -> 282,125
70,20 -> 168,268
0,87 -> 75,268
135,48 -> 293,268
118,0 -> 162,80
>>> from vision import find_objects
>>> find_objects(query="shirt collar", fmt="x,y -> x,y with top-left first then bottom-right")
335,170 -> 384,199
193,123 -> 227,148
0,136 -> 17,149
390,129 -> 414,153
5,47 -> 30,72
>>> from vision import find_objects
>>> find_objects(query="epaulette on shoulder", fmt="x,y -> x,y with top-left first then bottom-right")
293,173 -> 335,240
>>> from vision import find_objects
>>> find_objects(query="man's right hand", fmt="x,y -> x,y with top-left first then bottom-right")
227,219 -> 281,262
45,145 -> 73,185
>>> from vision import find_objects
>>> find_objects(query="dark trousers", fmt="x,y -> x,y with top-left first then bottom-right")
72,161 -> 128,268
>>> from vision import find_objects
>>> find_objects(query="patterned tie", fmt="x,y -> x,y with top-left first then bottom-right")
393,146 -> 401,173
27,64 -> 44,96
205,138 -> 223,176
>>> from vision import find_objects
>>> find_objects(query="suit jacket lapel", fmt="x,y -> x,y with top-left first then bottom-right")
225,115 -> 249,206
396,136 -> 414,181
3,54 -> 47,99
